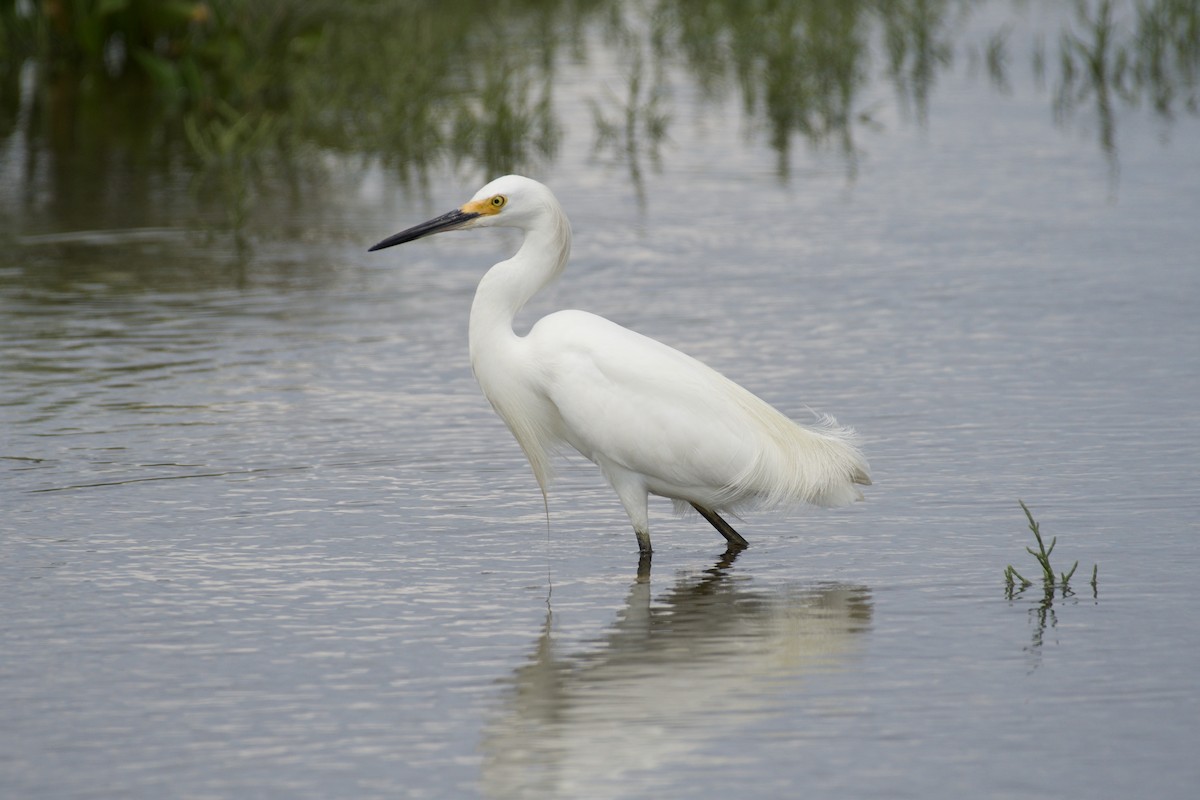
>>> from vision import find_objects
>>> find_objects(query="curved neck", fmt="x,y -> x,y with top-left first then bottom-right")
468,207 -> 571,359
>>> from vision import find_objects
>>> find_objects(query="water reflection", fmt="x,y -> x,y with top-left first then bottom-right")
1050,0 -> 1200,180
1007,567 -> 1099,670
480,551 -> 872,797
2,1 -> 1196,242
881,0 -> 956,125
588,7 -> 671,204
657,1 -> 869,176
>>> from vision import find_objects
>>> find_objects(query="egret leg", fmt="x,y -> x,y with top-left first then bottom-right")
690,503 -> 749,549
603,465 -> 653,554
634,527 -> 653,554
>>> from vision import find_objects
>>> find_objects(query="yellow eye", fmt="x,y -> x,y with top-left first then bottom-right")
490,195 -> 507,209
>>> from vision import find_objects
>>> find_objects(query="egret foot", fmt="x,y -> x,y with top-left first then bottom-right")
636,551 -> 653,581
690,502 -> 749,549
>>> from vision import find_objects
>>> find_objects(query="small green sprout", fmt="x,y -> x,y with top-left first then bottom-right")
1005,501 -> 1097,600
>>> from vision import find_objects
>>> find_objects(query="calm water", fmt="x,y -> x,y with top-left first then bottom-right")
3,2 -> 1200,798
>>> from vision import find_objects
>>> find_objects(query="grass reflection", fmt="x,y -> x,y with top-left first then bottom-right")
881,0 -> 956,124
589,7 -> 670,202
1053,0 -> 1200,178
662,0 -> 873,176
299,1 -> 582,177
1,0 -> 1197,240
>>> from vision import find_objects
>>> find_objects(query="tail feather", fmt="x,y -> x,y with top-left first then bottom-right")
723,400 -> 871,512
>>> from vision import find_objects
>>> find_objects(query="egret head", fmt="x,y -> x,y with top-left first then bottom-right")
368,175 -> 555,252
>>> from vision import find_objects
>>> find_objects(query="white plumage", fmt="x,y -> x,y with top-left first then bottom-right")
370,175 -> 870,554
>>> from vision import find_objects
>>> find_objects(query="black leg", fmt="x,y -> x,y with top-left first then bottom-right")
636,550 -> 653,581
690,502 -> 749,548
634,528 -> 652,554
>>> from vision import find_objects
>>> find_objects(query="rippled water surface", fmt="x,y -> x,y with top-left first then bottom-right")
3,2 -> 1199,798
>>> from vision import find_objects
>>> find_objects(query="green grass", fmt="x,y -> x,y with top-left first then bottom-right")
1005,500 -> 1097,600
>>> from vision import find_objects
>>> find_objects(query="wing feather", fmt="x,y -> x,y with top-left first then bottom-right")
527,311 -> 870,511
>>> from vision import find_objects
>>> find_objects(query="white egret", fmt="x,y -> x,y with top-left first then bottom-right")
370,175 -> 870,554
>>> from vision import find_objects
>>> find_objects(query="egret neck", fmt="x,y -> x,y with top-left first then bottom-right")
467,196 -> 572,496
468,201 -> 571,359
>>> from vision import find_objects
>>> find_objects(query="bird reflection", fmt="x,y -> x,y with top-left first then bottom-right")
480,549 -> 872,797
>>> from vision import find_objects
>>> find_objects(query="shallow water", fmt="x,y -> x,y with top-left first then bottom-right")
3,2 -> 1200,798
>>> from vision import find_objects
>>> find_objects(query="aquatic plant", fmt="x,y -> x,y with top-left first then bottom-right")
1005,500 -> 1097,600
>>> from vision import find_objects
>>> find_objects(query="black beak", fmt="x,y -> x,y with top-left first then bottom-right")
368,208 -> 481,252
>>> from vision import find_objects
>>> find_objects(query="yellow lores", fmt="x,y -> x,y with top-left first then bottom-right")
463,195 -> 508,216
